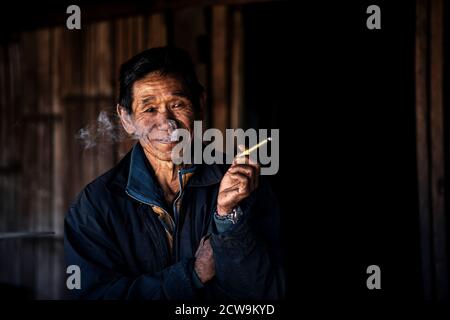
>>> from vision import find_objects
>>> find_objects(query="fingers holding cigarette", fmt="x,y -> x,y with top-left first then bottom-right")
235,137 -> 271,158
217,139 -> 270,214
233,137 -> 271,165
232,138 -> 272,188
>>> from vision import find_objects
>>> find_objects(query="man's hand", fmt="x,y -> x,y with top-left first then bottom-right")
217,147 -> 260,215
194,236 -> 215,284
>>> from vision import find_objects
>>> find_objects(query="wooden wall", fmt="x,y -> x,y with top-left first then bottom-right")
415,0 -> 449,301
0,5 -> 246,299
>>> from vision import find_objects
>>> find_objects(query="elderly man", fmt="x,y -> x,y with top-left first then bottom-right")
64,47 -> 284,300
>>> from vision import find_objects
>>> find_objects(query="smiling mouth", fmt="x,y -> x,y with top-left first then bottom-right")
152,138 -> 179,145
152,128 -> 182,144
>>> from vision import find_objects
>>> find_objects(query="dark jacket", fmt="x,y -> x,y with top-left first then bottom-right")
64,143 -> 285,300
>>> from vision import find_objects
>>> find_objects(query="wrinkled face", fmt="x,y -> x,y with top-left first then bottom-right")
119,72 -> 196,162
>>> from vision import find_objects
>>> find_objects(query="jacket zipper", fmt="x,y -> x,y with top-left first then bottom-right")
171,169 -> 184,262
125,169 -> 185,263
125,190 -> 174,254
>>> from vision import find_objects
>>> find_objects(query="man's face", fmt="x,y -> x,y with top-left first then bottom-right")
122,72 -> 196,162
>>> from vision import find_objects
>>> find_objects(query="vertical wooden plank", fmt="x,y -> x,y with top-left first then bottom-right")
416,0 -> 449,302
59,25 -> 77,213
50,26 -> 65,299
173,7 -> 208,96
172,6 -> 210,125
52,238 -> 65,299
415,0 -> 432,302
75,18 -> 139,182
35,28 -> 53,300
115,17 -> 128,159
8,41 -> 21,232
126,17 -> 135,58
3,45 -> 10,220
13,27 -> 55,299
230,8 -> 244,129
36,28 -> 52,233
430,0 -> 449,301
0,46 -> 7,234
19,31 -> 38,234
114,16 -> 150,158
81,23 -> 98,184
211,5 -> 229,137
147,13 -> 168,48
0,40 -> 22,232
19,31 -> 42,298
78,20 -> 116,184
51,27 -> 64,238
48,25 -> 82,299
16,31 -> 37,295
135,16 -> 145,53
8,40 -> 23,292
96,22 -> 114,99
113,18 -> 127,159
61,27 -> 84,211
0,43 -> 23,287
94,21 -> 115,175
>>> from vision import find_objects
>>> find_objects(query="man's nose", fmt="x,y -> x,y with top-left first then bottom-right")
156,107 -> 177,130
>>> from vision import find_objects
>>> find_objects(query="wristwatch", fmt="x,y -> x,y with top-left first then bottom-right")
214,206 -> 243,224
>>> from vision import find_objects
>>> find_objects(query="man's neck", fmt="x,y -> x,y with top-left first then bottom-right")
143,149 -> 182,204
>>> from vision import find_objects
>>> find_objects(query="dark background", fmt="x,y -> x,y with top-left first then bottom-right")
246,1 -> 421,303
0,0 -> 448,309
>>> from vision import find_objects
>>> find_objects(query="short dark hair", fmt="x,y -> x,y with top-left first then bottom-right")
118,46 -> 204,114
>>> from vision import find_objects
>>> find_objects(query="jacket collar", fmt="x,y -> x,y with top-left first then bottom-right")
124,143 -> 224,207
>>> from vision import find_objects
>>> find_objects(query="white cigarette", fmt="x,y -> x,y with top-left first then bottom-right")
236,137 -> 272,158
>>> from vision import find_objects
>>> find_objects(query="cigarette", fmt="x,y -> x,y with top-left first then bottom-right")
236,137 -> 272,158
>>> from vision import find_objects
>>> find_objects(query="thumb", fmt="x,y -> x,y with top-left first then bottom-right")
234,144 -> 247,165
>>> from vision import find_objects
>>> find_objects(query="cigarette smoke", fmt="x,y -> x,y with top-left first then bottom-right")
76,111 -> 127,149
124,115 -> 182,142
76,111 -> 183,149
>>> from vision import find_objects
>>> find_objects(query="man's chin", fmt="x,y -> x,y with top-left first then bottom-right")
141,142 -> 177,161
157,140 -> 179,146
153,145 -> 178,161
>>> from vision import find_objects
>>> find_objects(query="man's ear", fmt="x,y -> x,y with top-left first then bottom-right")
116,104 -> 135,135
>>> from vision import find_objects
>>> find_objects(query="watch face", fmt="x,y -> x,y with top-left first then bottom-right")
214,207 -> 242,225
229,207 -> 241,224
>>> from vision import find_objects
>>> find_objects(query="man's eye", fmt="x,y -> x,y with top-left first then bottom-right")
145,107 -> 157,113
171,102 -> 185,109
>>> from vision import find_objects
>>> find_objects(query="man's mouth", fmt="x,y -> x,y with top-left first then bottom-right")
154,139 -> 178,145
152,134 -> 181,144
145,121 -> 184,145
153,128 -> 182,143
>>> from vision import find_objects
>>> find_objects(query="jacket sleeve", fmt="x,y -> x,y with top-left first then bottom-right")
210,178 -> 286,299
64,189 -> 198,300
